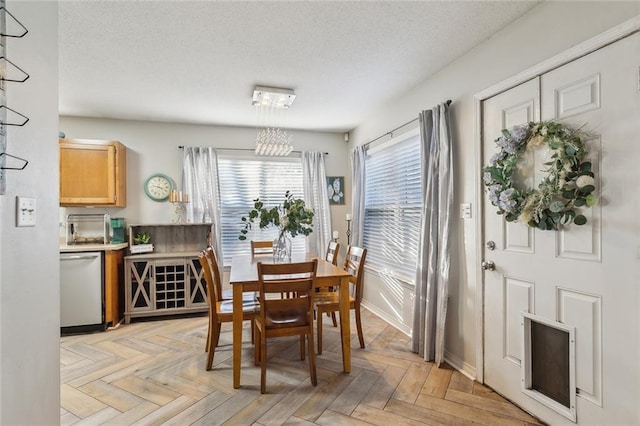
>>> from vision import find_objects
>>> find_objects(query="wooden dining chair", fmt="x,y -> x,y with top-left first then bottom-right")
321,241 -> 340,326
254,259 -> 318,394
314,245 -> 367,355
204,246 -> 256,302
198,249 -> 259,371
251,240 -> 274,256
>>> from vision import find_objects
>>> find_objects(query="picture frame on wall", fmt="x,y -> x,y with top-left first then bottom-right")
326,176 -> 345,205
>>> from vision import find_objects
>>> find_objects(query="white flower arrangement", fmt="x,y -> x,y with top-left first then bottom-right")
482,121 -> 597,231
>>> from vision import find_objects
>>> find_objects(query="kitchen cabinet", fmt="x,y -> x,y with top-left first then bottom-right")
124,223 -> 212,323
104,248 -> 125,326
124,254 -> 208,323
59,138 -> 127,207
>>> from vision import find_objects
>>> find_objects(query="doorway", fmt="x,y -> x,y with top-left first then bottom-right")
478,30 -> 640,425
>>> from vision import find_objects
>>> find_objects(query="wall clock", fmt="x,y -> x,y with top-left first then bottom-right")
143,173 -> 173,201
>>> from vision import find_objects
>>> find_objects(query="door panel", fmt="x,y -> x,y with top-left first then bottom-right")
556,287 -> 601,406
483,77 -> 540,384
482,32 -> 639,425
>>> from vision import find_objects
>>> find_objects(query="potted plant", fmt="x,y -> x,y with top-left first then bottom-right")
133,231 -> 151,245
131,231 -> 154,254
239,191 -> 314,261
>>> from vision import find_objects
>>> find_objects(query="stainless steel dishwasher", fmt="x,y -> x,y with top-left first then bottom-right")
60,251 -> 105,333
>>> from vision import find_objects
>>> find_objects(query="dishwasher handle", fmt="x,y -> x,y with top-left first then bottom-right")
61,254 -> 101,261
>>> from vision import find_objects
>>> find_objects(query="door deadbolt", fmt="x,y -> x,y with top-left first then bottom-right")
485,241 -> 496,251
481,260 -> 496,271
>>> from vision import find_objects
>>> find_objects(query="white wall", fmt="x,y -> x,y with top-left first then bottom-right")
351,2 -> 640,376
58,117 -> 352,253
0,1 -> 59,423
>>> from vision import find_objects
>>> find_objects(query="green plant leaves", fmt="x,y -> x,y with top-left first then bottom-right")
549,201 -> 565,213
580,162 -> 592,172
573,197 -> 586,207
578,185 -> 595,194
134,231 -> 151,244
574,215 -> 587,225
238,192 -> 315,240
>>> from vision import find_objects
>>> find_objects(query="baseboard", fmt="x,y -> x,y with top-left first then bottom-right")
361,301 -> 411,337
444,349 -> 477,380
362,301 -> 477,381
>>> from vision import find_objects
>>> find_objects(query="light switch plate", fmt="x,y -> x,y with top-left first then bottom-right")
460,203 -> 472,219
16,196 -> 36,227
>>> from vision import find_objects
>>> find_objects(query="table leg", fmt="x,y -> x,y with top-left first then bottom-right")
339,275 -> 351,373
232,285 -> 242,388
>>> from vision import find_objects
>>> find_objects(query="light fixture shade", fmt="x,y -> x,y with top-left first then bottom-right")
252,86 -> 296,108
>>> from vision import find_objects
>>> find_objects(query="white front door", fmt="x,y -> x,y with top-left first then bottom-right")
482,32 -> 640,425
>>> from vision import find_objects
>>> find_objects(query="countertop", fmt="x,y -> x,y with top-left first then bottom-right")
60,242 -> 128,253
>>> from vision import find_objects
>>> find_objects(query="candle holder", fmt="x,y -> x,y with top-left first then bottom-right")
170,190 -> 189,223
346,218 -> 352,245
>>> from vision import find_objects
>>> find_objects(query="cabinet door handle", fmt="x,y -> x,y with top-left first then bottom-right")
61,255 -> 100,261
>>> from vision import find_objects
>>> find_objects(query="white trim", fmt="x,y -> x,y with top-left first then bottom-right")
444,350 -> 477,380
475,15 -> 640,101
361,301 -> 412,336
473,14 -> 640,386
473,95 -> 485,383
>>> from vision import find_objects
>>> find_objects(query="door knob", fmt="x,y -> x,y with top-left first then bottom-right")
481,260 -> 496,271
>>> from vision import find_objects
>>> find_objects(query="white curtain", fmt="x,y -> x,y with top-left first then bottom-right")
350,145 -> 366,247
411,102 -> 453,366
301,151 -> 331,256
182,146 -> 223,261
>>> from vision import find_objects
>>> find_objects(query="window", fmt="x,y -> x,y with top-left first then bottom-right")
218,154 -> 305,265
363,129 -> 422,282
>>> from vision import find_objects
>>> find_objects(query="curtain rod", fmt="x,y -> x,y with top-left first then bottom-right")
364,99 -> 451,148
177,146 -> 328,155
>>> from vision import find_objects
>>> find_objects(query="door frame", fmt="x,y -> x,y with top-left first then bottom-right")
472,15 -> 640,383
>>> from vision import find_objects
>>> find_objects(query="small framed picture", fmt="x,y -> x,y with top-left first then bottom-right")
326,176 -> 345,205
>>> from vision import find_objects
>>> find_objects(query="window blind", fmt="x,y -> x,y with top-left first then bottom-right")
363,133 -> 422,282
218,155 -> 305,265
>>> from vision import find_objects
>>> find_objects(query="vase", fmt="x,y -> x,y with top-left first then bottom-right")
273,232 -> 292,262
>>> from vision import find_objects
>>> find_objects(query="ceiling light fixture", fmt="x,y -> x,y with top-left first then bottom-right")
252,86 -> 296,108
253,85 -> 295,156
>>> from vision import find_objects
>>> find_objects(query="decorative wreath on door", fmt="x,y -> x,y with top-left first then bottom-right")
482,121 -> 597,231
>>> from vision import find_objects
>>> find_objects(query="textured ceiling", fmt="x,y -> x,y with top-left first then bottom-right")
59,1 -> 540,132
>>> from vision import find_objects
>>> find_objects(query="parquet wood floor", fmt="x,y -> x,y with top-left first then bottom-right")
60,309 -> 544,425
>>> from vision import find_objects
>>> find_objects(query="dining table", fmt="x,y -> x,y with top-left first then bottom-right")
229,253 -> 353,389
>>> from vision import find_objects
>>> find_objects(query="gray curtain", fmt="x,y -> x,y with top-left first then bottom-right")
182,146 -> 223,262
350,145 -> 366,247
301,151 -> 331,256
411,102 -> 453,366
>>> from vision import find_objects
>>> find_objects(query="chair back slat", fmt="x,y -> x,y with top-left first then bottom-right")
198,251 -> 220,321
343,245 -> 367,303
325,241 -> 340,266
251,240 -> 274,256
204,246 -> 224,302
